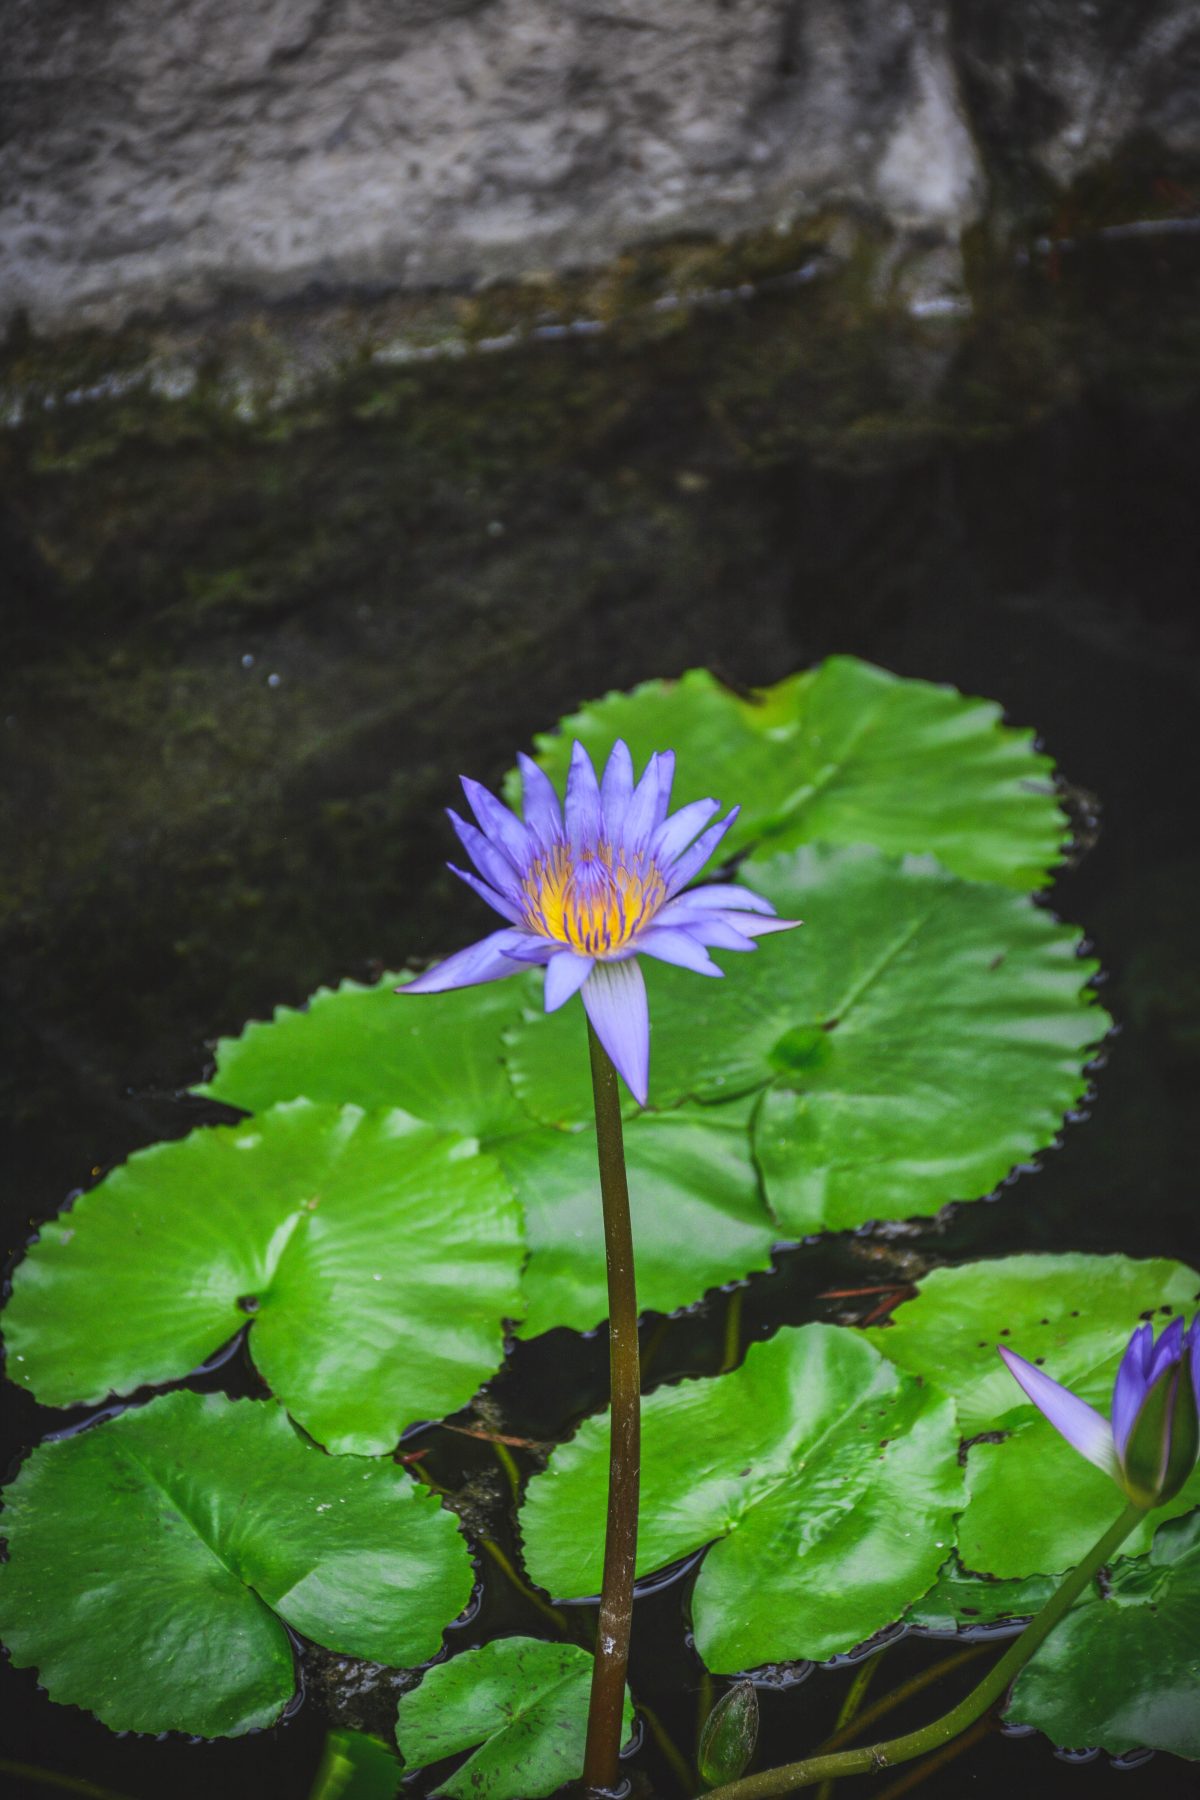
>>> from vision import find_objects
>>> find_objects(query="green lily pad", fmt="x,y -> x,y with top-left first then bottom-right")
1008,1509 -> 1200,1758
395,1637 -> 633,1799
308,1730 -> 402,1800
196,972 -> 536,1142
866,1255 -> 1200,1574
520,1325 -> 964,1668
506,845 -> 1107,1235
493,1097 -> 775,1336
4,1101 -> 524,1454
508,658 -> 1065,888
0,1391 -> 473,1738
191,961 -> 775,1339
904,1559 -> 1059,1632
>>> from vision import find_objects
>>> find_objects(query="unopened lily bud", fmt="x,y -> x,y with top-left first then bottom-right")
698,1679 -> 759,1786
1000,1311 -> 1200,1510
1116,1319 -> 1200,1507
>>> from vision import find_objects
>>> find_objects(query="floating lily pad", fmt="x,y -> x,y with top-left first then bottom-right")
0,1391 -> 472,1738
506,845 -> 1106,1234
308,1730 -> 402,1800
904,1559 -> 1058,1633
520,1325 -> 963,1668
395,1637 -> 633,1800
509,658 -> 1065,888
191,963 -> 775,1336
196,972 -> 536,1142
4,1101 -> 524,1454
866,1255 -> 1200,1574
493,1097 -> 775,1336
1008,1509 -> 1200,1759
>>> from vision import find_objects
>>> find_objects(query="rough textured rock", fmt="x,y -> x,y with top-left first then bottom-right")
1,0 -> 1198,331
953,0 -> 1200,192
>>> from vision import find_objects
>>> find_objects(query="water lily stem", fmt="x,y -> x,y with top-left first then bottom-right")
704,1499 -> 1146,1799
582,1020 -> 641,1795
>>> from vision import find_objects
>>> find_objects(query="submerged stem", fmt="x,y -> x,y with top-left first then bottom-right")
582,1020 -> 642,1794
704,1500 -> 1146,1800
814,1654 -> 884,1799
0,1762 -> 136,1800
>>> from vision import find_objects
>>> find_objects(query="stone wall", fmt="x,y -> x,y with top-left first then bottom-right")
3,0 -> 1199,331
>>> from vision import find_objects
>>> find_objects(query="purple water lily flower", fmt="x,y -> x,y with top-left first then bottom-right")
1000,1313 -> 1200,1509
399,739 -> 800,1103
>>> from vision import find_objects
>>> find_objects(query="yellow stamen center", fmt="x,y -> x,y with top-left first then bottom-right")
522,840 -> 667,957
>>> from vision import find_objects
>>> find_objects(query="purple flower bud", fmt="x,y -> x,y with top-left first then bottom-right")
999,1313 -> 1200,1510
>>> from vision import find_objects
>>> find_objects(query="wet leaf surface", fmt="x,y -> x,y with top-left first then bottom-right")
867,1255 -> 1200,1572
507,845 -> 1107,1235
1008,1509 -> 1200,1758
5,1101 -> 524,1453
395,1637 -> 632,1800
520,1325 -> 964,1668
511,658 -> 1065,887
0,1392 -> 473,1737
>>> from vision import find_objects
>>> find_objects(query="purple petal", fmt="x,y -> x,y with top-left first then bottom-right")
722,914 -> 802,939
1147,1316 -> 1186,1387
400,928 -> 535,995
664,807 -> 739,894
448,810 -> 523,899
619,754 -> 663,848
1112,1323 -> 1155,1459
650,797 -> 721,866
638,925 -> 725,977
679,915 -> 759,953
544,949 -> 594,1011
516,753 -> 565,847
1129,1321 -> 1156,1380
651,750 -> 676,828
998,1346 -> 1120,1479
461,776 -> 534,871
494,936 -> 557,964
447,863 -> 523,925
600,741 -> 634,838
659,883 -> 778,919
565,741 -> 603,848
582,957 -> 650,1105
667,910 -> 799,953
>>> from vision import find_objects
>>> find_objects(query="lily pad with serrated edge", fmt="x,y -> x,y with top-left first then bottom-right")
903,1558 -> 1059,1632
520,1325 -> 964,1669
1007,1508 -> 1200,1759
506,657 -> 1066,888
493,1095 -> 775,1337
505,845 -> 1107,1235
4,1100 -> 524,1454
865,1254 -> 1200,1574
190,965 -> 777,1337
195,971 -> 538,1142
0,1391 -> 473,1738
395,1637 -> 634,1800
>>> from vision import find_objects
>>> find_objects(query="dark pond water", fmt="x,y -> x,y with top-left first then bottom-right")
3,228 -> 1200,1799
